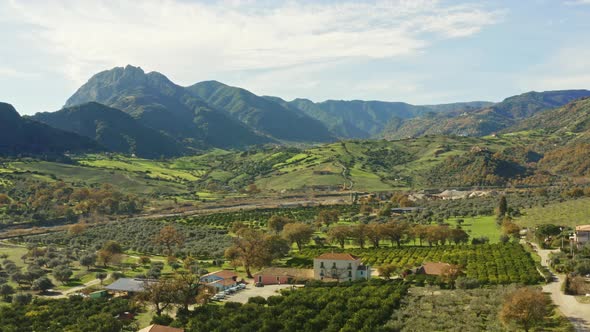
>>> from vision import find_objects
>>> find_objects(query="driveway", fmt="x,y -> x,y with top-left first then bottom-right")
530,242 -> 590,332
220,284 -> 300,304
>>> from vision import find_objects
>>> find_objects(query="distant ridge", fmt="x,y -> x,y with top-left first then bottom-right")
0,102 -> 103,156
33,102 -> 187,158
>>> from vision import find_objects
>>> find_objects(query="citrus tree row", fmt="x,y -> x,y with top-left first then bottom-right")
297,243 -> 542,285
183,279 -> 408,332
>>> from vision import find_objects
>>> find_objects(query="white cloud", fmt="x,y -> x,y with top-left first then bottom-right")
1,0 -> 502,85
517,47 -> 590,91
565,0 -> 590,5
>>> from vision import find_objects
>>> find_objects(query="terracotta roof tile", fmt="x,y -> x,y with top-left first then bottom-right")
210,279 -> 237,286
201,270 -> 238,279
421,262 -> 451,276
315,253 -> 359,261
138,324 -> 184,332
253,267 -> 314,279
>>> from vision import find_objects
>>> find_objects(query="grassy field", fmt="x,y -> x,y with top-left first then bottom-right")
515,197 -> 590,228
78,155 -> 203,181
8,161 -> 187,195
447,215 -> 501,244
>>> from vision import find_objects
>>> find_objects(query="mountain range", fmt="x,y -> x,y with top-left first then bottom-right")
381,90 -> 590,139
1,64 -> 589,159
0,102 -> 102,156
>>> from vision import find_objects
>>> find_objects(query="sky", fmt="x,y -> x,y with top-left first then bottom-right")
1,0 -> 590,115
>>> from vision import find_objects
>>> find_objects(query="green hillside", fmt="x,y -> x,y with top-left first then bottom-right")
0,133 -> 568,198
0,102 -> 103,156
382,90 -> 590,139
187,81 -> 334,142
32,102 -> 187,158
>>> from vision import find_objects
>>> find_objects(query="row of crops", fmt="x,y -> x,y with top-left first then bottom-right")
175,204 -> 361,229
298,243 -> 542,285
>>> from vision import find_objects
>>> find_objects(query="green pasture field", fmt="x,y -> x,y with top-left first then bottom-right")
515,197 -> 590,229
8,161 -> 187,195
447,215 -> 501,243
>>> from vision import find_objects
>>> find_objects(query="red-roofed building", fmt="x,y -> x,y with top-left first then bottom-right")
199,270 -> 238,291
417,262 -> 452,276
138,324 -> 184,332
313,253 -> 371,282
253,267 -> 314,285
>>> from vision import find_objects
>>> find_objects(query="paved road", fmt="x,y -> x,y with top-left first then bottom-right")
531,243 -> 590,332
220,284 -> 300,304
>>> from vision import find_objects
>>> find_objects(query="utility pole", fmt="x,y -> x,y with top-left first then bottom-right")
560,227 -> 563,250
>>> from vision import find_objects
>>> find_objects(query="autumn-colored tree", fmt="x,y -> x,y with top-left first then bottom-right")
137,278 -> 177,316
499,288 -> 548,332
411,224 -> 428,246
316,210 -> 340,227
327,226 -> 351,249
350,224 -> 368,249
170,271 -> 208,311
154,225 -> 185,255
502,218 -> 521,239
68,222 -> 87,235
225,228 -> 290,278
268,215 -> 293,234
97,240 -> 123,267
366,223 -> 384,248
378,264 -> 397,280
0,194 -> 11,205
246,184 -> 261,194
282,223 -> 314,251
381,221 -> 410,247
425,225 -> 451,246
230,221 -> 249,235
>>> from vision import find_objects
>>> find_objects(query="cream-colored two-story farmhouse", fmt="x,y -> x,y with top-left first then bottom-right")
313,253 -> 371,282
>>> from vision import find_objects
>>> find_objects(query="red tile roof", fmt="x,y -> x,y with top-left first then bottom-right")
138,324 -> 184,332
210,278 -> 237,287
315,253 -> 359,261
201,270 -> 238,279
253,267 -> 314,279
421,262 -> 451,276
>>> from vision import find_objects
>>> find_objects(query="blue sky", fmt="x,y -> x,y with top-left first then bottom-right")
1,0 -> 589,115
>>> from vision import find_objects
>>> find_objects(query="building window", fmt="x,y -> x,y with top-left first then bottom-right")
332,262 -> 337,268
348,271 -> 352,277
320,262 -> 324,268
258,276 -> 262,283
348,263 -> 352,269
